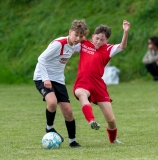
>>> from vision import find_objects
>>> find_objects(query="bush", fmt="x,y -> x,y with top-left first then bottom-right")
0,0 -> 158,84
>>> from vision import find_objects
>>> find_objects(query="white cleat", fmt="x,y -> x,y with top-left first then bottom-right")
112,139 -> 124,144
89,121 -> 100,130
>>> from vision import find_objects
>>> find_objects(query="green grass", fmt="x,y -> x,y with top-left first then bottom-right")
0,82 -> 158,160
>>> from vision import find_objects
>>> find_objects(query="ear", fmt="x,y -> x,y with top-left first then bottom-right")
106,39 -> 109,44
92,34 -> 94,39
69,30 -> 72,35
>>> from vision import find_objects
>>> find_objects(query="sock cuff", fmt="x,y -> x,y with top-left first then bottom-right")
82,104 -> 92,108
46,125 -> 54,130
107,127 -> 117,131
106,128 -> 117,134
65,119 -> 75,123
69,138 -> 76,143
46,109 -> 56,114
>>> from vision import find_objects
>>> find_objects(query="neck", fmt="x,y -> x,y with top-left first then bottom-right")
152,48 -> 158,53
155,47 -> 158,52
68,36 -> 73,46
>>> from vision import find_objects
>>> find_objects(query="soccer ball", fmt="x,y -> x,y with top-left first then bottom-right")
42,132 -> 62,149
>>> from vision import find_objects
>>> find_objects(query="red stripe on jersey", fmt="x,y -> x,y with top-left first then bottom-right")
55,38 -> 68,55
107,44 -> 114,51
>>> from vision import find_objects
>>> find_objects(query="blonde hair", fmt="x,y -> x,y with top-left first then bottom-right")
71,19 -> 89,36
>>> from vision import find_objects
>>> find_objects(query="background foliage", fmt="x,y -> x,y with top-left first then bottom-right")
1,0 -> 158,84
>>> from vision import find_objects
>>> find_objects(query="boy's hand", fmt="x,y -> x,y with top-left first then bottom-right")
123,20 -> 130,32
119,20 -> 130,49
44,80 -> 52,89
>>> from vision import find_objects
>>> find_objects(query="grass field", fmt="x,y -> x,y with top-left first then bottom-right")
0,82 -> 158,160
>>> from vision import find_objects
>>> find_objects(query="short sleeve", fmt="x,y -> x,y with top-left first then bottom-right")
110,44 -> 123,58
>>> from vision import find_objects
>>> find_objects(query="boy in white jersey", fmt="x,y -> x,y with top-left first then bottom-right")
33,20 -> 89,147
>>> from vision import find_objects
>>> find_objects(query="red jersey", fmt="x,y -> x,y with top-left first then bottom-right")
78,39 -> 114,77
73,39 -> 122,103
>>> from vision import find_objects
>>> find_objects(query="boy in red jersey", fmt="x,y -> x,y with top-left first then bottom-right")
33,20 -> 89,147
73,20 -> 130,143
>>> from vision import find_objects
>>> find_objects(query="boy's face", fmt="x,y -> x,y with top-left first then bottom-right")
68,30 -> 84,45
92,33 -> 108,49
148,39 -> 157,51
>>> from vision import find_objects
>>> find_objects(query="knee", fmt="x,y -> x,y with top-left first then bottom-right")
107,118 -> 116,127
75,90 -> 87,100
64,108 -> 74,121
75,89 -> 82,98
47,101 -> 57,110
145,63 -> 152,69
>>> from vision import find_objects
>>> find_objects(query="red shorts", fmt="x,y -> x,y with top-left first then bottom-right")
73,73 -> 112,104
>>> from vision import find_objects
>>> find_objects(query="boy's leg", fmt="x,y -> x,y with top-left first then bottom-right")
45,92 -> 57,112
34,80 -> 64,142
98,102 -> 120,143
75,88 -> 100,130
45,92 -> 57,130
59,102 -> 81,147
152,62 -> 158,80
44,92 -> 65,142
145,63 -> 158,80
53,82 -> 80,147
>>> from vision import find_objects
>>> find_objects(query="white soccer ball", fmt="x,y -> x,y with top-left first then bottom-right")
42,132 -> 62,149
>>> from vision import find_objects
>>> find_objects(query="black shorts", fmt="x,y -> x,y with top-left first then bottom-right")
34,80 -> 70,103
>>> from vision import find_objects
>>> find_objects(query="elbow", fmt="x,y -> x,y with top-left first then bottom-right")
119,46 -> 126,50
142,59 -> 147,64
121,47 -> 126,49
119,44 -> 126,49
142,60 -> 145,64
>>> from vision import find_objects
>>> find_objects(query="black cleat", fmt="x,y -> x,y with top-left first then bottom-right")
69,141 -> 81,148
46,128 -> 64,142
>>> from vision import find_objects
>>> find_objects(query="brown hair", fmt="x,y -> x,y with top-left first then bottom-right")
149,36 -> 158,47
71,19 -> 89,36
94,25 -> 111,39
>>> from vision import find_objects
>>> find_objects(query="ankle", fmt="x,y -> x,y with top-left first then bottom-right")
46,125 -> 54,130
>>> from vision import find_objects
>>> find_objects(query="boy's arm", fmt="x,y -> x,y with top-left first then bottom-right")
142,50 -> 158,64
109,20 -> 130,58
118,20 -> 130,49
38,41 -> 61,89
142,50 -> 150,64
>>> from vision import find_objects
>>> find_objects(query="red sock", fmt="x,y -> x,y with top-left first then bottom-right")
82,104 -> 95,123
106,128 -> 117,143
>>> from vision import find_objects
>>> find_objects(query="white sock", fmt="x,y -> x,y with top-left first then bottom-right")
89,120 -> 95,124
46,125 -> 54,130
69,138 -> 76,143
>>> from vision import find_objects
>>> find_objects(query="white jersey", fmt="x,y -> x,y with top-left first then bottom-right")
33,36 -> 79,84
